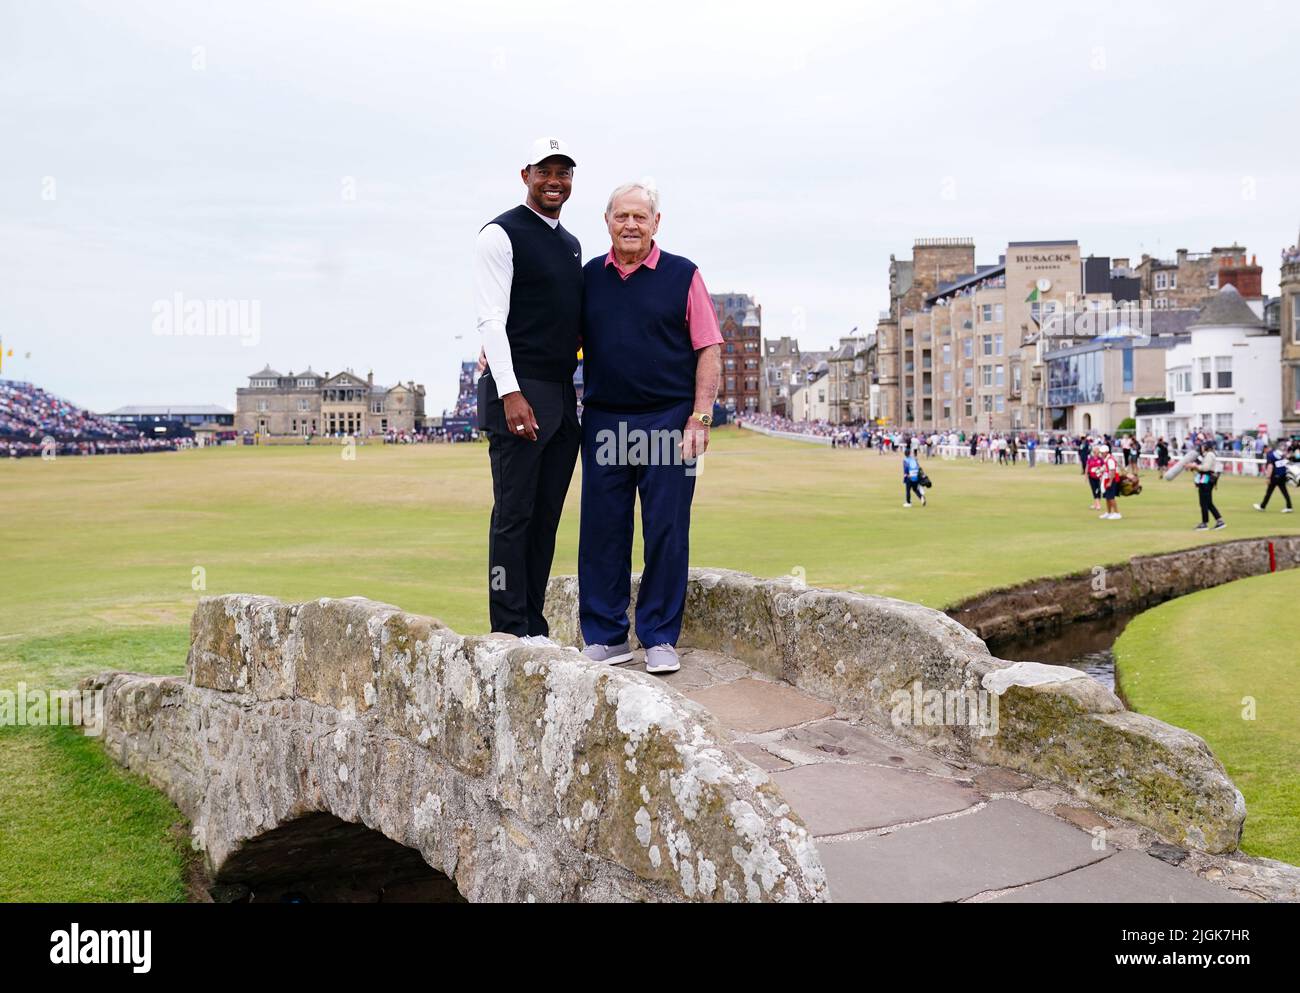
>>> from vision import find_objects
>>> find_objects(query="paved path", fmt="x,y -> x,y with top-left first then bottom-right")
629,646 -> 1269,902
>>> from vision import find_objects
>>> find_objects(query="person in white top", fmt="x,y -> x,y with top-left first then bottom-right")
472,137 -> 583,643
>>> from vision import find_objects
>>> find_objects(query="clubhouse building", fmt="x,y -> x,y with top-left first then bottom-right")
235,366 -> 426,437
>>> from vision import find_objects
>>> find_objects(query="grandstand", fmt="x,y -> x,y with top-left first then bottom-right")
1,379 -> 174,457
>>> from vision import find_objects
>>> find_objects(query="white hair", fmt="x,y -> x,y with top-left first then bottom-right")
605,179 -> 660,217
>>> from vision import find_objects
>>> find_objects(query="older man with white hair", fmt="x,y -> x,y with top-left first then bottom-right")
577,182 -> 723,674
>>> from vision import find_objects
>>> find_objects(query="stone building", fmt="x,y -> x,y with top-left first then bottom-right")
874,235 -> 1242,435
1281,240 -> 1300,439
712,294 -> 762,414
1133,246 -> 1255,310
235,365 -> 426,437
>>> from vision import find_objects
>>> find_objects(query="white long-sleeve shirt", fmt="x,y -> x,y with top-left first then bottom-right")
473,204 -> 560,397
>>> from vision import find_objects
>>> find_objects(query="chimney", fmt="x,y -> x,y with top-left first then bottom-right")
1218,253 -> 1263,300
1175,248 -> 1188,264
368,371 -> 374,388
1113,257 -> 1130,269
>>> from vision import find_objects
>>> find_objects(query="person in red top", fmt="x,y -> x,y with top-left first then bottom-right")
1097,444 -> 1122,520
1085,447 -> 1104,511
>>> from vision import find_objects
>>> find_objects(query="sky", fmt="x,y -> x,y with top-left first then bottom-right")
2,0 -> 1298,414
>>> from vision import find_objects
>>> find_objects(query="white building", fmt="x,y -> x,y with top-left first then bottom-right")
1137,285 -> 1280,442
790,364 -> 830,422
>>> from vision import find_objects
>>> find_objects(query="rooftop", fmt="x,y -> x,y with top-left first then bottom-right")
1189,284 -> 1265,330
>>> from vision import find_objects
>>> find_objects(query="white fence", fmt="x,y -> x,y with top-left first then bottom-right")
736,421 -> 831,446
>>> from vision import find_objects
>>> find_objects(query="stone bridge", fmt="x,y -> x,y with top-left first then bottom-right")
86,569 -> 1300,902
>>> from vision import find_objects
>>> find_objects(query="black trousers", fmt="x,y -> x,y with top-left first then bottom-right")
1197,482 -> 1221,524
1262,477 -> 1292,509
479,373 -> 580,636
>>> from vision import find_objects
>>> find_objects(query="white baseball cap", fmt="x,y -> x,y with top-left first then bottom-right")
526,136 -> 576,168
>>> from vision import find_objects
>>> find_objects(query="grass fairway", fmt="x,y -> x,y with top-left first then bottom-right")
2,427 -> 1297,897
1114,569 -> 1300,865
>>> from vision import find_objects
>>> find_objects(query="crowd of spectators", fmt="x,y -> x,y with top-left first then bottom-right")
1,379 -> 178,458
737,410 -> 1291,466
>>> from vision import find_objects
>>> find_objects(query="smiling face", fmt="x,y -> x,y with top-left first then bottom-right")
606,189 -> 659,263
521,156 -> 573,217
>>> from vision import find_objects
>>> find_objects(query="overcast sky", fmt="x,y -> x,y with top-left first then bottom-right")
2,0 -> 1297,413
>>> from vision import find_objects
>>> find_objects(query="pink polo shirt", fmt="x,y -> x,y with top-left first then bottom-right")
603,243 -> 725,350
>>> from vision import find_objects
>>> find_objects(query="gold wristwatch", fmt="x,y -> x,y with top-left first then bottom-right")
693,411 -> 713,427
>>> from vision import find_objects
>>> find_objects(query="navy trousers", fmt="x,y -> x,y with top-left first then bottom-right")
579,401 -> 696,649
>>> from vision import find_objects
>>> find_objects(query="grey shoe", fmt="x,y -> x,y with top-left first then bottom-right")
645,644 -> 680,674
581,641 -> 634,665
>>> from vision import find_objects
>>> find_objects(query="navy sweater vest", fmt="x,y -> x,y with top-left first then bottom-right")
581,250 -> 698,412
485,205 -> 582,384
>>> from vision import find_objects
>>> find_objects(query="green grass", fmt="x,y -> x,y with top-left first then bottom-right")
1,428 -> 1297,897
1114,569 -> 1300,865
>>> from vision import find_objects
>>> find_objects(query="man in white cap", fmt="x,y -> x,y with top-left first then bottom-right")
474,138 -> 582,642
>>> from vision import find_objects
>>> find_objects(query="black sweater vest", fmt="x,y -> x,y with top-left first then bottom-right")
485,205 -> 582,384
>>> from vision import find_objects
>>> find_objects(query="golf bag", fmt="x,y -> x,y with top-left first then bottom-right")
1118,466 -> 1142,497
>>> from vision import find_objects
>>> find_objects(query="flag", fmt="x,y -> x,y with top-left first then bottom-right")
1025,287 -> 1039,303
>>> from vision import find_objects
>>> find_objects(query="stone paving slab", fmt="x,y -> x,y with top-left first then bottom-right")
988,849 -> 1248,903
774,719 -> 962,778
816,799 -> 1108,902
769,762 -> 978,836
650,648 -> 753,692
730,741 -> 793,772
684,677 -> 836,733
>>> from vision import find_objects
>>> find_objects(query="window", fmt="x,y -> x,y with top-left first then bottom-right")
1293,297 -> 1300,344
964,397 -> 973,417
982,395 -> 993,412
1207,272 -> 1218,290
941,343 -> 951,365
994,303 -> 1004,322
1199,357 -> 1213,390
298,399 -> 310,411
1215,355 -> 1233,389
994,334 -> 1004,356
1294,367 -> 1300,413
995,395 -> 1005,413
982,335 -> 993,356
981,304 -> 992,323
1169,273 -> 1178,289
942,401 -> 951,420
942,372 -> 952,392
1123,349 -> 1134,393
1155,272 -> 1168,290
1154,297 -> 1169,309
256,399 -> 268,412
963,338 -> 974,360
1215,413 -> 1233,432
1012,365 -> 1022,391
981,365 -> 993,387
994,365 -> 1005,387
